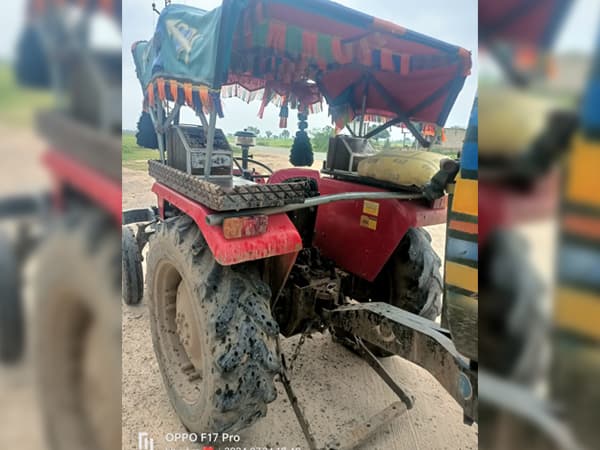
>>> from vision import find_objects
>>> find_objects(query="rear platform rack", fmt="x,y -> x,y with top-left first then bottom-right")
148,160 -> 308,211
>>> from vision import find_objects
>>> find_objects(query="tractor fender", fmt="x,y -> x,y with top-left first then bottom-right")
269,168 -> 446,282
152,182 -> 302,267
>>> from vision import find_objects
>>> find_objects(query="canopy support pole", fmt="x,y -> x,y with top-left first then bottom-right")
364,116 -> 429,148
163,102 -> 181,130
196,109 -> 209,130
367,78 -> 431,147
148,105 -> 166,164
204,110 -> 217,180
359,92 -> 367,137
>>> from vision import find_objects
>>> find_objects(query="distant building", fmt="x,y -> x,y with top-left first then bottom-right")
436,127 -> 467,149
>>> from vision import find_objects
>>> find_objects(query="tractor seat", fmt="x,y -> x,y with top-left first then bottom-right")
357,150 -> 448,189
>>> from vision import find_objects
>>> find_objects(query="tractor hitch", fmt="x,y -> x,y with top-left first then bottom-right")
277,302 -> 477,450
324,302 -> 478,423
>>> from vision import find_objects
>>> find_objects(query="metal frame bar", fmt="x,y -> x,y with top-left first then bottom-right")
233,157 -> 274,175
277,335 -> 411,450
204,111 -> 217,180
364,116 -> 426,147
149,101 -> 183,166
479,370 -> 581,450
148,106 -> 166,163
205,191 -> 423,226
325,302 -> 477,422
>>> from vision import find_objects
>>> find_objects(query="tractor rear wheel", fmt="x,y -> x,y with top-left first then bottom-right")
30,212 -> 121,450
386,228 -> 443,319
0,229 -> 24,363
336,228 -> 443,356
122,226 -> 144,305
146,216 -> 280,434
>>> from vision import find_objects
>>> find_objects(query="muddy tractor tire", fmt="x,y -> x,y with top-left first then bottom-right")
336,228 -> 443,356
122,226 -> 144,305
387,228 -> 443,320
0,230 -> 24,363
146,216 -> 280,434
30,213 -> 121,450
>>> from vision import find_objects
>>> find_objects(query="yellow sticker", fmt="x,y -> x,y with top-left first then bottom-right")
360,215 -> 377,230
362,200 -> 380,216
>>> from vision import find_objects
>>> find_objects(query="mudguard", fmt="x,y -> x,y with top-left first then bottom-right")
43,150 -> 122,223
152,182 -> 302,266
269,168 -> 447,282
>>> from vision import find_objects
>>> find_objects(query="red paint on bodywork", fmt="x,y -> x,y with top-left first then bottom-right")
42,149 -> 122,223
479,171 -> 559,245
315,178 -> 447,281
152,183 -> 302,266
269,168 -> 447,282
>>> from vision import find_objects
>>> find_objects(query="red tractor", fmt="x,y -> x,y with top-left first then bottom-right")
124,1 -> 477,447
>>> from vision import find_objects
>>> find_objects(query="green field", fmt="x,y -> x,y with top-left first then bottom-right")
255,137 -> 294,148
0,63 -> 53,127
122,133 -> 159,171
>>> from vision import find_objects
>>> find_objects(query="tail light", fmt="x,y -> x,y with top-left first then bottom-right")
223,215 -> 268,239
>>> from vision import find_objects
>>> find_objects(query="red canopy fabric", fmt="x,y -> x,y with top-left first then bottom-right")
223,0 -> 472,128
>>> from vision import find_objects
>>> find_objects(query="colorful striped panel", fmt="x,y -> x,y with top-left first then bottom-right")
562,213 -> 600,240
448,219 -> 478,235
558,243 -> 600,292
555,287 -> 600,341
557,134 -> 600,342
444,97 -> 477,362
564,135 -> 600,208
450,176 -> 478,217
581,79 -> 600,134
446,262 -> 478,294
249,20 -> 467,74
446,237 -> 478,268
145,79 -> 223,118
445,96 -> 478,302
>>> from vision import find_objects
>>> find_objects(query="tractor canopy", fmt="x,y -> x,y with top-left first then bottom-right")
132,0 -> 472,129
479,0 -> 572,49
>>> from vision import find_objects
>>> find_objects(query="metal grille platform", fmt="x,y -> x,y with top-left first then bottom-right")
148,160 -> 308,211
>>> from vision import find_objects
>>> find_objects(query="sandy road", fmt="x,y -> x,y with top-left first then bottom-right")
122,155 -> 476,450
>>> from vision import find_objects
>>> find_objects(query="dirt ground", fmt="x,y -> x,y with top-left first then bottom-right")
122,151 -> 476,450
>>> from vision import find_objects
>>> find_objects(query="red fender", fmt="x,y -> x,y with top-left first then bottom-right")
43,149 -> 122,224
269,168 -> 447,282
152,182 -> 302,266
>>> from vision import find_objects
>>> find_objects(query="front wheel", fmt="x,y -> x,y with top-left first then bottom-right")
122,226 -> 144,305
146,216 -> 280,434
30,212 -> 121,450
0,230 -> 24,363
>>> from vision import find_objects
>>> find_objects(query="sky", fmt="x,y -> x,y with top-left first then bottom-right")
1,0 -> 598,136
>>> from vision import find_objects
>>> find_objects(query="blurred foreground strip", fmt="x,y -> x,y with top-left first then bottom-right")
479,0 -> 600,449
552,46 -> 600,449
1,1 -> 121,450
